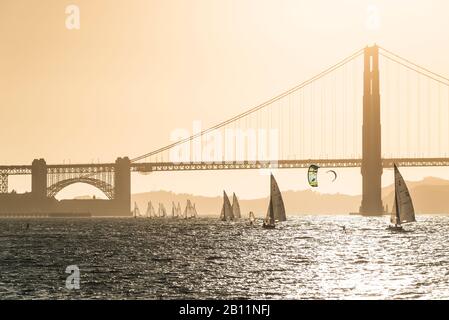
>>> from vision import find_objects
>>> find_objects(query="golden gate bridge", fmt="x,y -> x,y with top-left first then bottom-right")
1,45 -> 449,216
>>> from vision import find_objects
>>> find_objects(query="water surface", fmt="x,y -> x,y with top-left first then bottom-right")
1,215 -> 449,299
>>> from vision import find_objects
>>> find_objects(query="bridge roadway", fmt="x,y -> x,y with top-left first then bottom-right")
132,158 -> 449,172
2,157 -> 449,175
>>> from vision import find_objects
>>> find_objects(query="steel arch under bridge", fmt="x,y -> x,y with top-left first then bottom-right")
46,176 -> 115,199
46,163 -> 116,199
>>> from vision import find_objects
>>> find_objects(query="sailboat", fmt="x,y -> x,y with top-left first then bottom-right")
249,211 -> 256,226
220,191 -> 234,221
183,200 -> 196,219
185,200 -> 198,219
192,203 -> 198,218
232,193 -> 241,220
171,201 -> 178,218
162,203 -> 167,217
388,164 -> 416,231
177,202 -> 182,217
263,174 -> 286,229
158,203 -> 167,218
146,201 -> 155,218
182,200 -> 188,219
263,198 -> 276,229
133,202 -> 141,218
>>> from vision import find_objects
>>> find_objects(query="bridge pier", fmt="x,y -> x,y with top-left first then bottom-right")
31,159 -> 47,200
114,157 -> 131,216
359,45 -> 385,215
1,157 -> 133,217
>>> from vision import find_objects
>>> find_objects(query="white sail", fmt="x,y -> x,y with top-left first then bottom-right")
184,200 -> 196,218
220,191 -> 234,221
249,211 -> 256,223
146,202 -> 150,218
392,164 -> 416,225
176,202 -> 182,217
146,201 -> 155,218
171,201 -> 177,218
264,198 -> 275,226
232,193 -> 241,219
151,202 -> 156,217
192,203 -> 198,218
184,200 -> 194,219
133,202 -> 141,217
157,203 -> 163,217
270,174 -> 286,222
183,201 -> 188,219
161,203 -> 167,217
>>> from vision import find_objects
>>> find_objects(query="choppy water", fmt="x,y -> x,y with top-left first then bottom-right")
1,215 -> 449,299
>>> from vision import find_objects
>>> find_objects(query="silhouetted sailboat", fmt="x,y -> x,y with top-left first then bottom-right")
271,174 -> 287,221
388,164 -> 416,231
177,202 -> 182,217
263,174 -> 286,228
146,201 -> 155,218
263,198 -> 276,229
232,193 -> 241,220
183,201 -> 188,219
249,211 -> 256,226
133,202 -> 141,218
171,201 -> 178,218
192,203 -> 198,218
220,191 -> 234,221
158,203 -> 167,218
183,200 -> 196,219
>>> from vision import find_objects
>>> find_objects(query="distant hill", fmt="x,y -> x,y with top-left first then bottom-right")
382,177 -> 449,214
131,176 -> 449,217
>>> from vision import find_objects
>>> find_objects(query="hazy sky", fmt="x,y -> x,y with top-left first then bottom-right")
1,0 -> 449,199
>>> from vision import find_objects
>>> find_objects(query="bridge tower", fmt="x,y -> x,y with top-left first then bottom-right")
359,45 -> 384,215
114,157 -> 131,215
31,158 -> 47,200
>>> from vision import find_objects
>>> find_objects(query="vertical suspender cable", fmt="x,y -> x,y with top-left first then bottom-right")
428,78 -> 431,157
343,64 -> 347,158
417,74 -> 420,158
406,69 -> 410,156
438,84 -> 442,156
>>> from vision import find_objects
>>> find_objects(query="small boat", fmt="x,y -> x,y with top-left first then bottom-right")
232,193 -> 241,220
158,203 -> 167,218
171,201 -> 184,218
219,191 -> 234,221
182,201 -> 188,219
249,211 -> 256,226
177,202 -> 182,217
183,200 -> 197,219
262,174 -> 286,229
171,202 -> 178,218
133,202 -> 141,218
263,199 -> 276,229
146,201 -> 156,218
388,164 -> 416,231
192,203 -> 198,218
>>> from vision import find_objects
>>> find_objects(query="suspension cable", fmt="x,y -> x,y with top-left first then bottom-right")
380,52 -> 449,87
379,46 -> 449,84
131,48 -> 365,163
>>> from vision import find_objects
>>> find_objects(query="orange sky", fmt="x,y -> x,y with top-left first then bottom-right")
1,0 -> 449,199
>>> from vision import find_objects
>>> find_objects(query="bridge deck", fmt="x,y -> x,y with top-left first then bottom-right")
1,158 -> 449,175
0,163 -> 115,175
131,158 -> 449,173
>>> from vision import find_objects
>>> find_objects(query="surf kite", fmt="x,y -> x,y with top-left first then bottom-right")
307,165 -> 319,187
326,170 -> 337,182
